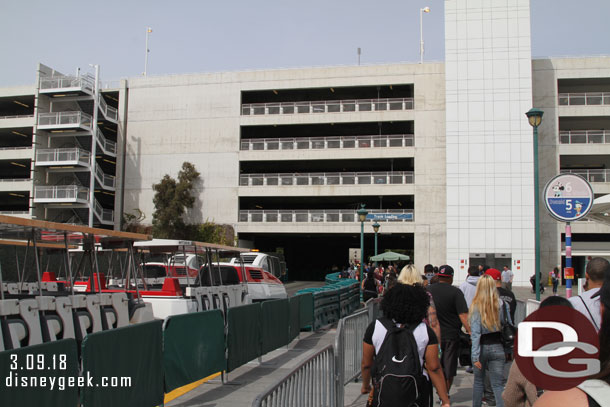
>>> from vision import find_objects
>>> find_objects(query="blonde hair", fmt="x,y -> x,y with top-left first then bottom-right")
398,264 -> 423,285
469,275 -> 500,331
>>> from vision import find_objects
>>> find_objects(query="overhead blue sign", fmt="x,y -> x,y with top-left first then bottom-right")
544,174 -> 594,222
366,213 -> 413,221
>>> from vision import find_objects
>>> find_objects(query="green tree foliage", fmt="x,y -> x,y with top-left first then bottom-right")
193,221 -> 235,246
152,162 -> 200,239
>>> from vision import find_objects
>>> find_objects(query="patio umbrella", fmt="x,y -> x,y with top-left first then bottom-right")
369,251 -> 410,262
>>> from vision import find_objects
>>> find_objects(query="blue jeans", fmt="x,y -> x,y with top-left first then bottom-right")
473,343 -> 505,407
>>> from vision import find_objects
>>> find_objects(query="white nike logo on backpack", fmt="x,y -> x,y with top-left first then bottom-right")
392,355 -> 407,363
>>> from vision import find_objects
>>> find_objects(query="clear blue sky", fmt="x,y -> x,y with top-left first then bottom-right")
1,0 -> 609,86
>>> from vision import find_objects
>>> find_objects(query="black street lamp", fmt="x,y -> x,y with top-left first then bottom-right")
526,107 -> 544,301
372,222 -> 380,266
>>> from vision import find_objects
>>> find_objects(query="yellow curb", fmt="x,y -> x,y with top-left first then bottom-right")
163,372 -> 222,403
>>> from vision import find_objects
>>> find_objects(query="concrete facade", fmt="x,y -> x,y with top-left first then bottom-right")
122,63 -> 448,271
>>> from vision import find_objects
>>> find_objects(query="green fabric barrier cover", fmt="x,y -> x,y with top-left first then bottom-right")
298,293 -> 314,330
163,309 -> 226,393
81,320 -> 164,407
226,303 -> 261,372
261,299 -> 289,354
288,296 -> 301,342
0,339 -> 79,407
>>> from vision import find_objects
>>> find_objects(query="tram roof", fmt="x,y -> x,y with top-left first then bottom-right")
133,238 -> 250,254
0,215 -> 151,247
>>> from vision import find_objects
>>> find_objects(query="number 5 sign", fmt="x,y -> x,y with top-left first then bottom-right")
544,174 -> 594,222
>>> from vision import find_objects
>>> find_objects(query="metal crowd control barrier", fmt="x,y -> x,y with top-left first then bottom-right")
251,344 -> 337,407
334,309 -> 370,407
526,299 -> 540,316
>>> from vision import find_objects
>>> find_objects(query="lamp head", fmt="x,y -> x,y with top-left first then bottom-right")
525,108 -> 544,128
422,7 -> 430,13
357,204 -> 369,222
372,222 -> 380,233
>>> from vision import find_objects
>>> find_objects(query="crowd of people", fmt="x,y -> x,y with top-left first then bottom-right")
358,259 -> 610,407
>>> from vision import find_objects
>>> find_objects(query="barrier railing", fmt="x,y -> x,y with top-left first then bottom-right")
560,168 -> 610,183
251,344 -> 337,407
559,130 -> 610,144
240,134 -> 414,151
239,209 -> 414,223
34,185 -> 89,202
38,111 -> 93,129
242,97 -> 414,116
334,308 -> 369,406
35,148 -> 90,166
559,92 -> 610,106
240,171 -> 414,187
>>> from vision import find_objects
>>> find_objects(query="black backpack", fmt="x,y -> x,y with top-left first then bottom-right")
371,318 -> 429,407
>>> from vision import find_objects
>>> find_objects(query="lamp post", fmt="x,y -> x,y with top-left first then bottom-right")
526,108 -> 544,301
372,222 -> 380,266
357,204 -> 369,281
419,7 -> 430,64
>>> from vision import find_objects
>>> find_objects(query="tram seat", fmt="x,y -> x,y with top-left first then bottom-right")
70,295 -> 93,341
84,294 -> 103,333
110,292 -> 130,328
19,298 -> 44,346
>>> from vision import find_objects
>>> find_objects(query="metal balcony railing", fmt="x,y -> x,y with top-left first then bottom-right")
561,169 -> 610,183
37,112 -> 93,129
0,178 -> 31,182
98,96 -> 118,122
238,209 -> 414,223
93,199 -> 114,224
34,185 -> 89,202
242,97 -> 414,116
240,134 -> 414,151
559,92 -> 610,106
95,165 -> 116,189
35,148 -> 90,166
559,130 -> 610,144
97,128 -> 117,155
39,75 -> 94,94
239,171 -> 414,187
0,114 -> 34,120
0,146 -> 32,151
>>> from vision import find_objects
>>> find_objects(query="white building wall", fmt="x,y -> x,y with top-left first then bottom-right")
445,0 -> 535,285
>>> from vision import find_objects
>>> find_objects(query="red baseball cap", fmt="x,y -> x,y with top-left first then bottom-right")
485,268 -> 502,281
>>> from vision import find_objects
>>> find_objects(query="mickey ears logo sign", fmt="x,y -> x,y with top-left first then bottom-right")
514,306 -> 600,391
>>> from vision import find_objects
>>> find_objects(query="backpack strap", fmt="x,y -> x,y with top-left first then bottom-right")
577,379 -> 610,406
578,296 -> 600,331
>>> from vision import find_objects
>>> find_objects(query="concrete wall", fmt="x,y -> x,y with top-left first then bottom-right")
445,0 -> 535,285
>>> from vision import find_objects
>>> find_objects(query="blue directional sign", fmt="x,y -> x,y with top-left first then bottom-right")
366,213 -> 413,221
543,174 -> 594,222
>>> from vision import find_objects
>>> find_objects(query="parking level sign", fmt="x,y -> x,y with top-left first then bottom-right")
544,174 -> 594,222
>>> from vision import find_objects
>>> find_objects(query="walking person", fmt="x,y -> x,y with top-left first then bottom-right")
361,283 -> 451,407
470,275 -> 511,407
362,270 -> 381,302
460,265 -> 481,308
428,265 -> 471,393
550,267 -> 560,295
398,264 -> 442,344
568,257 -> 610,332
501,266 -> 514,291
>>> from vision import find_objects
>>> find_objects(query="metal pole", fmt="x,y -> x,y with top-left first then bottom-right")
420,8 -> 424,64
374,230 -> 378,258
533,125 -> 541,301
144,27 -> 151,76
566,222 -> 573,298
360,220 -> 365,281
88,64 -> 100,227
